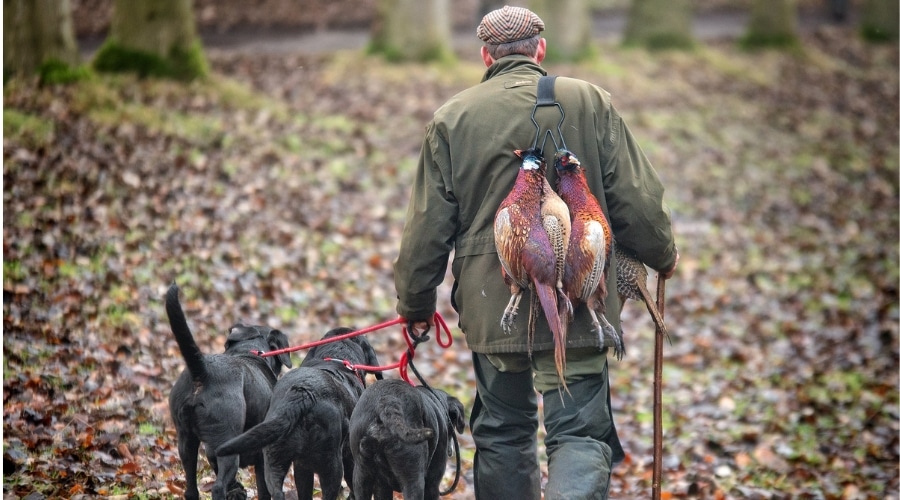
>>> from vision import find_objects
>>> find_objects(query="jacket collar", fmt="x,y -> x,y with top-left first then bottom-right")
481,55 -> 547,82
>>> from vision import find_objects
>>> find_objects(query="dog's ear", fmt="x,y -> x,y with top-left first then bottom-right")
358,335 -> 384,380
329,327 -> 355,337
225,324 -> 259,349
268,329 -> 293,369
447,395 -> 466,434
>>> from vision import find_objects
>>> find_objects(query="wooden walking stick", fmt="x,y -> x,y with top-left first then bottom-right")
615,247 -> 672,497
651,274 -> 666,500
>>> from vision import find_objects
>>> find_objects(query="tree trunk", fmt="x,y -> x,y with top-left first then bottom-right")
370,0 -> 454,62
479,0 -> 506,18
741,0 -> 799,49
93,0 -> 207,80
860,0 -> 899,42
623,0 -> 694,50
531,0 -> 593,61
4,0 -> 80,77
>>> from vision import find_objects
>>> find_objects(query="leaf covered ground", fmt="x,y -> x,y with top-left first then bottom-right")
3,25 -> 898,499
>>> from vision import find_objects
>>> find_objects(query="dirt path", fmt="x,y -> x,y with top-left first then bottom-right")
79,8 -> 850,58
203,8 -> 848,54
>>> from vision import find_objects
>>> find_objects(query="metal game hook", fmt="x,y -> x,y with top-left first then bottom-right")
540,129 -> 561,156
529,87 -> 568,154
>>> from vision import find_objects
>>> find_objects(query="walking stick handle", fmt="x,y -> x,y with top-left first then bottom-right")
651,274 -> 666,500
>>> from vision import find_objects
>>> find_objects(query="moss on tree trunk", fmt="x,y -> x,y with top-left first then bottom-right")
4,0 -> 80,79
741,0 -> 800,50
93,0 -> 208,81
860,0 -> 899,42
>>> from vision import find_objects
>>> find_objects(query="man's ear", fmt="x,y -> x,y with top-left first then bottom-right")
535,38 -> 547,63
480,46 -> 494,68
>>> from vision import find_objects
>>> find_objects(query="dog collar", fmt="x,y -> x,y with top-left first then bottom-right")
324,357 -> 366,385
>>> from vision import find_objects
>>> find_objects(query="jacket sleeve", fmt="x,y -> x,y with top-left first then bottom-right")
394,122 -> 459,321
600,105 -> 677,273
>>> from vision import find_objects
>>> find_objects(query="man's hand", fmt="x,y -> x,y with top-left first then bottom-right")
407,317 -> 434,338
660,248 -> 679,281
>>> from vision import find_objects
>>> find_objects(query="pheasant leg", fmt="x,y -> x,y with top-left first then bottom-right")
598,312 -> 625,360
501,291 -> 523,333
587,309 -> 625,360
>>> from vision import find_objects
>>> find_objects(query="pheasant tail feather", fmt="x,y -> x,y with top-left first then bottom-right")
637,282 -> 670,343
534,281 -> 568,391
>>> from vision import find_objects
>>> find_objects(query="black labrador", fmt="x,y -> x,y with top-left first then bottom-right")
166,283 -> 292,500
217,327 -> 383,500
349,379 -> 466,500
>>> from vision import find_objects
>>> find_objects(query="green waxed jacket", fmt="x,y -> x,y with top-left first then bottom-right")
394,55 -> 677,354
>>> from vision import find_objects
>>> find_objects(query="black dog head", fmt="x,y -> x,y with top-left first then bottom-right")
302,327 -> 384,384
421,387 -> 466,436
226,323 -> 293,374
445,394 -> 466,434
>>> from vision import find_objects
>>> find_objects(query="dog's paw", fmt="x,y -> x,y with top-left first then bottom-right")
226,486 -> 247,500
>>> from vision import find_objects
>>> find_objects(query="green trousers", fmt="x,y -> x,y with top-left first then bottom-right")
470,348 -> 624,500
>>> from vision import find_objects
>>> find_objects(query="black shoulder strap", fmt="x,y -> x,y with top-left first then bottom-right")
536,75 -> 557,106
530,75 -> 567,152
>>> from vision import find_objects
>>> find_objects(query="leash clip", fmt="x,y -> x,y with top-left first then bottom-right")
324,357 -> 356,371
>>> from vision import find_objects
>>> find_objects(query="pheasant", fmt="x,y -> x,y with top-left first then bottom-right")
553,149 -> 624,359
494,148 -> 573,383
616,245 -> 669,342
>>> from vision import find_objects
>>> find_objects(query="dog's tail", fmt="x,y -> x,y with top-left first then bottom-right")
216,417 -> 287,457
379,405 -> 435,444
216,384 -> 317,457
166,283 -> 207,381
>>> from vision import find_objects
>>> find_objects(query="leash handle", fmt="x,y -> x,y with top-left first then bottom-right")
652,275 -> 666,500
433,313 -> 453,348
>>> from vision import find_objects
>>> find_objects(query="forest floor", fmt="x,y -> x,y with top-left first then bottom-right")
4,13 -> 899,500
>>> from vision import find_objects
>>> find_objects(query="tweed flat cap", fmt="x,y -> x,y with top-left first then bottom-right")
476,6 -> 545,45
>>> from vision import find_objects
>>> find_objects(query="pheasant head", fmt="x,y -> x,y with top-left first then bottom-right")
553,149 -> 581,173
514,148 -> 546,171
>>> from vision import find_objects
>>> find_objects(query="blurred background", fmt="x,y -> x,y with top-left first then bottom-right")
3,0 -> 898,498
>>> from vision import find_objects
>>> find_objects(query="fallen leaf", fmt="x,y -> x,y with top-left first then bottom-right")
167,480 -> 185,496
118,462 -> 140,474
753,445 -> 791,474
117,443 -> 134,461
734,451 -> 752,469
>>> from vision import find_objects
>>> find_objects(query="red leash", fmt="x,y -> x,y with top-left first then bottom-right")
252,312 -> 453,384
